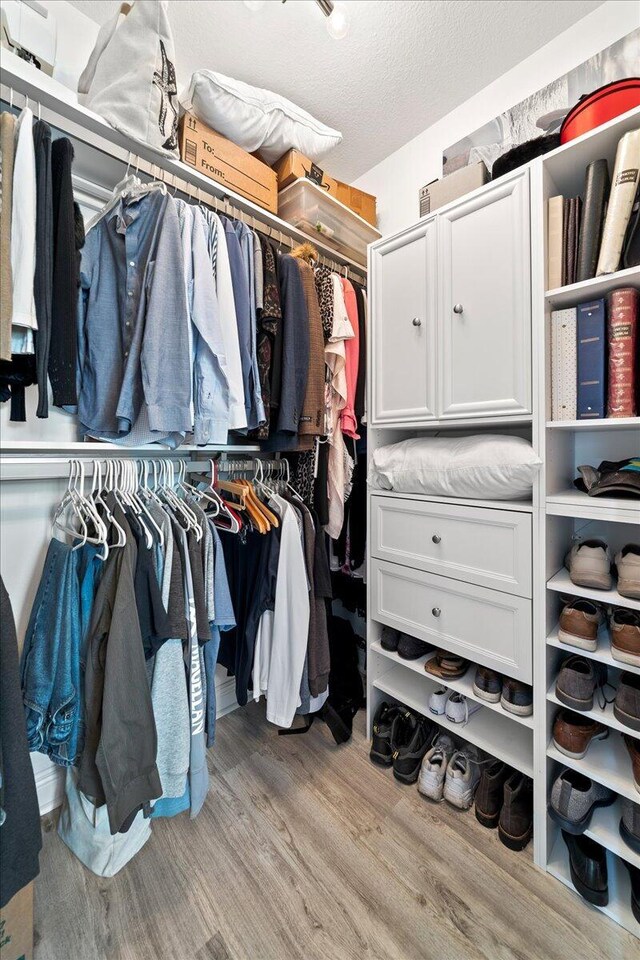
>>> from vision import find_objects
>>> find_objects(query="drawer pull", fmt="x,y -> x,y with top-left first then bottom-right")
453,303 -> 464,315
412,317 -> 422,327
432,607 -> 441,618
432,534 -> 441,544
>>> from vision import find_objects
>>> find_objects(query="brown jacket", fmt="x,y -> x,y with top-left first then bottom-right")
295,259 -> 325,436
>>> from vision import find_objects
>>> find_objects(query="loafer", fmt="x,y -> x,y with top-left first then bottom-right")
473,666 -> 502,703
418,733 -> 456,802
390,711 -> 434,784
619,797 -> 640,855
616,544 -> 640,600
613,672 -> 640,732
475,760 -> 511,829
623,860 -> 640,924
558,598 -> 602,652
424,650 -> 469,680
562,831 -> 608,906
547,768 -> 615,834
397,632 -> 432,661
611,609 -> 640,667
552,709 -> 609,759
624,734 -> 640,793
498,772 -> 533,851
370,701 -> 400,767
380,626 -> 400,652
555,656 -> 608,712
501,678 -> 533,717
566,539 -> 612,591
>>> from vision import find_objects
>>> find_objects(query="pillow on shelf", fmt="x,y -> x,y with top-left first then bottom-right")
368,435 -> 541,500
181,70 -> 342,165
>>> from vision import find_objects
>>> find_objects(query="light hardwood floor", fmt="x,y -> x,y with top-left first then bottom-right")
34,705 -> 637,960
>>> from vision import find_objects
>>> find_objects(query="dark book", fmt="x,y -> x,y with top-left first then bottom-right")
566,197 -> 580,286
577,159 -> 610,282
607,287 -> 638,417
577,298 -> 606,419
561,197 -> 570,286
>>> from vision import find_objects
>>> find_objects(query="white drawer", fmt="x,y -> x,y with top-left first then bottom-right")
371,558 -> 532,682
370,496 -> 531,598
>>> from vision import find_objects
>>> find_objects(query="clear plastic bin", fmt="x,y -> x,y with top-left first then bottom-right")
277,179 -> 380,266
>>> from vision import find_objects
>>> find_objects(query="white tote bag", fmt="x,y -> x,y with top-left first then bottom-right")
78,0 -> 180,157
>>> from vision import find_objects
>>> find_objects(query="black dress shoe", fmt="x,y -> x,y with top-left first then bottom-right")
623,860 -> 640,924
397,633 -> 432,661
561,830 -> 608,906
380,626 -> 400,652
370,701 -> 400,767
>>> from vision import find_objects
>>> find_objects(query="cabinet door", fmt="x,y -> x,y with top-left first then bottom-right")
438,171 -> 531,419
370,219 -> 437,424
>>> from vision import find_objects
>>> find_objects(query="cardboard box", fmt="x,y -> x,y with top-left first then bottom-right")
273,149 -> 377,227
419,161 -> 489,216
0,883 -> 34,960
179,113 -> 278,214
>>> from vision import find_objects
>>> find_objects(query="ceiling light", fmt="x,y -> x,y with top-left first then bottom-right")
243,0 -> 265,11
324,1 -> 349,40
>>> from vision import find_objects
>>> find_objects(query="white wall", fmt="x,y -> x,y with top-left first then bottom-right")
354,0 -> 640,236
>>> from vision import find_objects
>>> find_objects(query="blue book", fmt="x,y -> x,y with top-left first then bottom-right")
576,298 -> 606,419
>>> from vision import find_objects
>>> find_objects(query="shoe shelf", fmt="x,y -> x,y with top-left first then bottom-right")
371,640 -> 534,729
547,833 -> 638,937
547,627 -> 640,678
545,264 -> 640,308
547,570 -> 640,613
584,799 -> 640,872
547,733 -> 639,805
545,492 -> 640,524
546,682 -> 635,738
372,662 -> 533,777
546,417 -> 640,431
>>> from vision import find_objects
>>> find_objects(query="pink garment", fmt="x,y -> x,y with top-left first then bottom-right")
339,278 -> 360,440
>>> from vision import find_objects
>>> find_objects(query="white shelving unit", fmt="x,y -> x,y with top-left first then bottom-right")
367,103 -> 640,939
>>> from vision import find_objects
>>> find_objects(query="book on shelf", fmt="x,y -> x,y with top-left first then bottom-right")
561,197 -> 570,287
597,129 -> 640,276
577,298 -> 606,419
576,159 -> 610,282
607,287 -> 638,418
547,196 -> 564,290
551,307 -> 577,421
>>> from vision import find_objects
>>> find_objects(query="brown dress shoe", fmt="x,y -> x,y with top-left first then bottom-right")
611,610 -> 640,668
552,709 -> 609,759
558,599 -> 601,652
624,735 -> 640,794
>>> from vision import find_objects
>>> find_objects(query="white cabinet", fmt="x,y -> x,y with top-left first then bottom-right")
369,170 -> 531,426
370,219 -> 437,423
438,171 -> 531,419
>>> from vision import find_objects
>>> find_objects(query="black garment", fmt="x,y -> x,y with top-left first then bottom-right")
336,448 -> 366,571
353,283 -> 366,429
273,255 -> 310,437
166,529 -> 188,640
0,354 -> 37,421
0,578 -> 42,908
127,514 -> 172,659
50,138 -> 83,407
314,440 -> 330,527
218,528 -> 279,706
33,119 -> 53,418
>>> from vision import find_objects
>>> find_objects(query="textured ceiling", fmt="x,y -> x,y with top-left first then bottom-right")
68,0 -> 604,181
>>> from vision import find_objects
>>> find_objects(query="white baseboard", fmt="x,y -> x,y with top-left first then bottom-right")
35,679 -> 239,815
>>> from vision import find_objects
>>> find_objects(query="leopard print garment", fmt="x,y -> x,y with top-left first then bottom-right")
314,265 -> 334,343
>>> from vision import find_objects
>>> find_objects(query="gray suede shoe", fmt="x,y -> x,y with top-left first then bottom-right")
555,656 -> 609,712
548,768 -> 615,835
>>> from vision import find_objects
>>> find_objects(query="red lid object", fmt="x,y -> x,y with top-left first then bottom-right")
560,78 -> 640,144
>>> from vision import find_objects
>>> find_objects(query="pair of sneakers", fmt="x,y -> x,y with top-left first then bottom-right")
566,539 -> 640,599
428,687 -> 480,726
418,733 -> 484,809
370,702 -> 434,784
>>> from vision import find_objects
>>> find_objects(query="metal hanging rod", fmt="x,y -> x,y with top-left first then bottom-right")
0,59 -> 368,278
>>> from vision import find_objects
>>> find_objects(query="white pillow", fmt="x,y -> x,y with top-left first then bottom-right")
181,71 -> 342,165
368,435 -> 541,501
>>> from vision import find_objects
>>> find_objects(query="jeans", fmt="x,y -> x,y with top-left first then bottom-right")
20,538 -> 82,766
203,627 -> 222,748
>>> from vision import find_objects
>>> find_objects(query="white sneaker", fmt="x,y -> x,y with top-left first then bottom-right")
428,686 -> 450,715
418,733 -> 457,802
445,692 -> 481,726
443,746 -> 484,810
566,539 -> 612,590
616,545 -> 640,600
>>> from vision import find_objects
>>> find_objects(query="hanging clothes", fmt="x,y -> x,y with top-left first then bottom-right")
0,112 -> 16,361
32,119 -> 53,418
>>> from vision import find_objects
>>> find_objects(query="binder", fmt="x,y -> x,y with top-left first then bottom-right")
577,299 -> 607,419
551,308 -> 577,420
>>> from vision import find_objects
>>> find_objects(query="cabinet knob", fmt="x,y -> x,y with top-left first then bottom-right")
432,607 -> 441,618
432,534 -> 441,544
453,303 -> 464,314
412,317 -> 422,327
